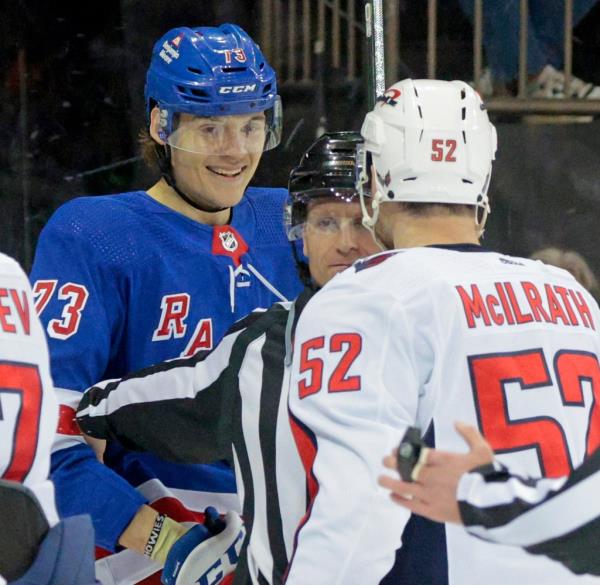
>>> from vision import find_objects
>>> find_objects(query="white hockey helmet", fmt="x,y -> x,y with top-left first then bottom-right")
359,79 -> 497,230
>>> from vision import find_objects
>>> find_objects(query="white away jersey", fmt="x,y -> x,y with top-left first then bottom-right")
288,244 -> 600,585
0,253 -> 58,526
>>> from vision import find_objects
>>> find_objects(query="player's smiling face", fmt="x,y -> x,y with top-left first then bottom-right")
163,112 -> 266,209
303,200 -> 379,287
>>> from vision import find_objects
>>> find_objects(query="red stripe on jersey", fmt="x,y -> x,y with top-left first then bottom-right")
289,412 -> 318,502
286,410 -> 319,581
57,404 -> 81,435
95,498 -> 235,585
148,496 -> 208,524
354,250 -> 399,273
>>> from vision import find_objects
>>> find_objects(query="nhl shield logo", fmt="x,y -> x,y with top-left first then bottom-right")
212,225 -> 248,266
219,230 -> 239,253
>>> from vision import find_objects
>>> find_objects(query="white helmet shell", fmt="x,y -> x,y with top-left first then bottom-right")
361,79 -> 497,209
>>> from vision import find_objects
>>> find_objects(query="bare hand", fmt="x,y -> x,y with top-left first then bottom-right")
378,422 -> 494,524
83,433 -> 107,463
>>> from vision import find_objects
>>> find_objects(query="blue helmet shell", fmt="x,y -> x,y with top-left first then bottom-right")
145,24 -> 279,134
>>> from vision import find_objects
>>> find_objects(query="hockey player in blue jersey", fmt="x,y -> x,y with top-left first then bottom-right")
30,24 -> 302,584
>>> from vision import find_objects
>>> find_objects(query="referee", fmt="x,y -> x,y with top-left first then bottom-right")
76,132 -> 380,585
380,423 -> 600,577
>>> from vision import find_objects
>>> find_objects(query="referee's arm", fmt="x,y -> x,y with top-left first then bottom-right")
460,447 -> 600,576
381,423 -> 600,576
76,323 -> 250,463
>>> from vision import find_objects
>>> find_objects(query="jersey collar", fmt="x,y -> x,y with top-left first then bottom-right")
427,243 -> 491,253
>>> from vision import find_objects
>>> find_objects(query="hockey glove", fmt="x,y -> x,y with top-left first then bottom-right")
161,508 -> 245,585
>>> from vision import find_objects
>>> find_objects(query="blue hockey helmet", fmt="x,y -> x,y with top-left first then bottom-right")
145,24 -> 282,151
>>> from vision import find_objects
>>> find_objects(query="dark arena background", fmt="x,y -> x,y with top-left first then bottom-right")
2,0 -> 600,291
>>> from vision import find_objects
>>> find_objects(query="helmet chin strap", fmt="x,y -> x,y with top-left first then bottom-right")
154,144 -> 229,214
358,175 -> 386,251
475,197 -> 491,239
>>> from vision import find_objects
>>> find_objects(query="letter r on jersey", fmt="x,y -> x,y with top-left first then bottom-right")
152,293 -> 190,341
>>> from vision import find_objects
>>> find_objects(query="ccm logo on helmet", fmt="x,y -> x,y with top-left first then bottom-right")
218,84 -> 257,94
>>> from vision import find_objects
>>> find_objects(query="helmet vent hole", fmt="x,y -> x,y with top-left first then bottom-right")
188,67 -> 204,75
461,107 -> 466,120
387,190 -> 395,199
263,83 -> 272,94
259,62 -> 265,70
417,105 -> 423,119
462,130 -> 467,143
223,66 -> 246,73
462,179 -> 474,184
403,177 -> 417,182
190,88 -> 209,98
461,88 -> 466,99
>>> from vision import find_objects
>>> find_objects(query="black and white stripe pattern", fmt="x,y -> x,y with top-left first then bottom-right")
77,289 -> 315,585
458,448 -> 600,576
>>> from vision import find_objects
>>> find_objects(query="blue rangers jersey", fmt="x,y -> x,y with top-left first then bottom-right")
30,188 -> 302,584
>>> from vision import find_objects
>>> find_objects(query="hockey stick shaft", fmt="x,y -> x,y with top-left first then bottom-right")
364,0 -> 386,110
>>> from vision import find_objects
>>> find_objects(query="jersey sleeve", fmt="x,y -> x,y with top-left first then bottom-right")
286,285 -> 427,585
30,202 -> 143,551
459,448 -> 600,575
30,200 -> 126,402
77,325 -> 247,463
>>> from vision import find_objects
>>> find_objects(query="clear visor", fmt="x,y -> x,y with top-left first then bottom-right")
165,98 -> 282,155
286,190 -> 367,241
287,206 -> 373,242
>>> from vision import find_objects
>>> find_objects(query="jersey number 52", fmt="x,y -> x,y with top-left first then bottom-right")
469,348 -> 600,478
298,333 -> 362,398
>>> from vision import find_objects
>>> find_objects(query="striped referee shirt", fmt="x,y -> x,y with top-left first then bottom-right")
77,288 -> 316,585
458,447 -> 600,577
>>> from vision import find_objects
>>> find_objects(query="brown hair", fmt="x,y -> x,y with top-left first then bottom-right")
139,128 -> 161,171
531,247 -> 598,294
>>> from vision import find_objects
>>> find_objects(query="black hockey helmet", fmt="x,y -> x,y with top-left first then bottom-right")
285,131 -> 370,287
285,131 -> 370,241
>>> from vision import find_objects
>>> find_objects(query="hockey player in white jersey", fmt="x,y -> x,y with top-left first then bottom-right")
287,78 -> 600,585
0,254 -> 58,526
0,253 -> 98,584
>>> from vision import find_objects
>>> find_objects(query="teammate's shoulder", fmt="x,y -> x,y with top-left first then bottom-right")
0,253 -> 27,280
45,191 -> 148,230
36,191 -> 154,266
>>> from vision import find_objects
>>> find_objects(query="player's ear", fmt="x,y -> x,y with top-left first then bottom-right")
149,107 -> 167,146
